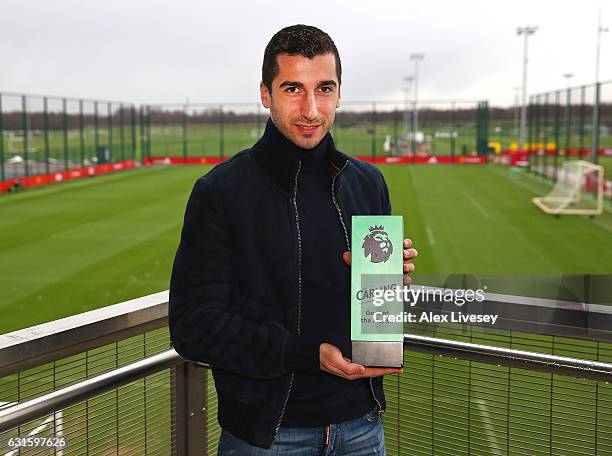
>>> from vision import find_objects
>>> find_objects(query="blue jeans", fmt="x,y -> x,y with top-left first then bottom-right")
217,408 -> 385,455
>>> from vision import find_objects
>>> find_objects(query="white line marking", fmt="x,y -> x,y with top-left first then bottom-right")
462,191 -> 491,219
426,227 -> 435,245
474,398 -> 504,455
2,404 -> 63,456
592,218 -> 612,234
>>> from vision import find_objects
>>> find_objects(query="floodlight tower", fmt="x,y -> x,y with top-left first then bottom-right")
403,76 -> 413,138
513,86 -> 521,137
410,53 -> 425,152
592,7 -> 609,162
517,26 -> 538,149
594,7 -> 609,84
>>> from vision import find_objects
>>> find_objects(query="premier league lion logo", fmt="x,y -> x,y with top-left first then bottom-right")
362,225 -> 393,263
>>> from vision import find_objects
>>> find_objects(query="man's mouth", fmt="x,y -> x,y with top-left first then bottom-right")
295,124 -> 321,134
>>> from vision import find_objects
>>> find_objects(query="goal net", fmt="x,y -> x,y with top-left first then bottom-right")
532,160 -> 604,216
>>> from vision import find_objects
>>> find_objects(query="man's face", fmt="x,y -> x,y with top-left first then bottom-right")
260,53 -> 341,150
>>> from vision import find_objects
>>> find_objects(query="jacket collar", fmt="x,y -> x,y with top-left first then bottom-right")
250,119 -> 349,193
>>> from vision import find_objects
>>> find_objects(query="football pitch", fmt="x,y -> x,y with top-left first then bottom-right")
0,163 -> 611,455
1,163 -> 611,334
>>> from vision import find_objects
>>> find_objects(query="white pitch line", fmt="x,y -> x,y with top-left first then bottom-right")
462,191 -> 491,219
473,398 -> 504,455
426,227 -> 436,245
592,218 -> 612,234
2,407 -> 64,456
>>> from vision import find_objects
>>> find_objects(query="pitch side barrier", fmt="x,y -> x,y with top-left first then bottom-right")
0,160 -> 137,192
141,155 -> 487,167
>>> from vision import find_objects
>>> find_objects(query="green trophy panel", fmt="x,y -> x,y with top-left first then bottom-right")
351,215 -> 404,367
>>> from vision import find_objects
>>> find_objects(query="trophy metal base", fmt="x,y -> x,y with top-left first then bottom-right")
352,341 -> 404,368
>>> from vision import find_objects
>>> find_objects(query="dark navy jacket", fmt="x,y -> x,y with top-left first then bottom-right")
169,123 -> 392,448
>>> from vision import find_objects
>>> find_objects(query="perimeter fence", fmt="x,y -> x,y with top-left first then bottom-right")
0,92 -> 139,185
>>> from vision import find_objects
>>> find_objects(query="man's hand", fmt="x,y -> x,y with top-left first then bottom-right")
342,238 -> 417,285
319,343 -> 403,379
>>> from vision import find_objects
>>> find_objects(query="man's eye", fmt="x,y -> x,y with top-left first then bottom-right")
286,87 -> 299,93
320,86 -> 334,93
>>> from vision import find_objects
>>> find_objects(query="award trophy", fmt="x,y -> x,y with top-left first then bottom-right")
351,216 -> 404,367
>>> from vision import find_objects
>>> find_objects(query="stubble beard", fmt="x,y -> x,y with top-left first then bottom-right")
270,107 -> 334,150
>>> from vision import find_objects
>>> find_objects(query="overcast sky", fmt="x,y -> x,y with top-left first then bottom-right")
1,0 -> 610,108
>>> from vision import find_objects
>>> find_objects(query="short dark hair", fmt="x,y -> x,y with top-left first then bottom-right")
262,24 -> 342,92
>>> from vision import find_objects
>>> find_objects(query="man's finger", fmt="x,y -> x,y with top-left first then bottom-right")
322,359 -> 365,378
403,248 -> 418,259
336,358 -> 366,376
404,263 -> 415,273
362,367 -> 404,377
403,239 -> 412,249
321,362 -> 350,378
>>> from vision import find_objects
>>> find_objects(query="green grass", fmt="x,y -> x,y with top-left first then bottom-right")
1,164 -> 611,334
0,165 -> 210,333
382,164 -> 612,275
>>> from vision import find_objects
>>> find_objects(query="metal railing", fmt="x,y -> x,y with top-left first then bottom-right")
1,290 -> 611,455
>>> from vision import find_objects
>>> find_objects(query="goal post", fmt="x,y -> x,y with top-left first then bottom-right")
532,160 -> 604,216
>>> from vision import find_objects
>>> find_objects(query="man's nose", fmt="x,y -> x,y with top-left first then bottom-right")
301,92 -> 319,121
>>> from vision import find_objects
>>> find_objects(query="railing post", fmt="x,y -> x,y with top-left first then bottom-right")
450,101 -> 456,162
43,97 -> 50,175
130,106 -> 137,161
564,87 -> 572,156
527,95 -> 533,173
483,100 -> 489,162
22,95 -> 29,178
108,102 -> 113,163
371,102 -> 376,159
392,107 -> 398,156
591,82 -> 600,164
172,362 -> 207,455
120,103 -> 125,162
94,101 -> 100,164
139,106 -> 146,161
579,86 -> 586,155
257,102 -> 262,138
543,93 -> 549,178
553,90 -> 561,181
219,104 -> 224,160
63,98 -> 69,171
146,106 -> 152,159
536,95 -> 541,171
79,99 -> 85,167
182,104 -> 188,162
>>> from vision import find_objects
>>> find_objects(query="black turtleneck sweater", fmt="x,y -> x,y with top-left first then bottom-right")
264,121 -> 376,427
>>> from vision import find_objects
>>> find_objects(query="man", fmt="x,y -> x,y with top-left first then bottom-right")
169,24 -> 417,454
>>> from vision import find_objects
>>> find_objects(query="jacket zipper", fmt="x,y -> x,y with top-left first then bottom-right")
273,161 -> 303,440
331,161 -> 385,419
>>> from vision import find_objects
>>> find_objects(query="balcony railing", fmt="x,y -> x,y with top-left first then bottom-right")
1,289 -> 611,455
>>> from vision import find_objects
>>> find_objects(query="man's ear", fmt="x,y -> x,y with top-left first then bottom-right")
336,86 -> 342,108
260,81 -> 271,109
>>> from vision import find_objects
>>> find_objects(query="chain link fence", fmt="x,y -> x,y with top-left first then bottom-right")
0,92 -> 139,189
141,99 -> 489,161
526,80 -> 612,202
